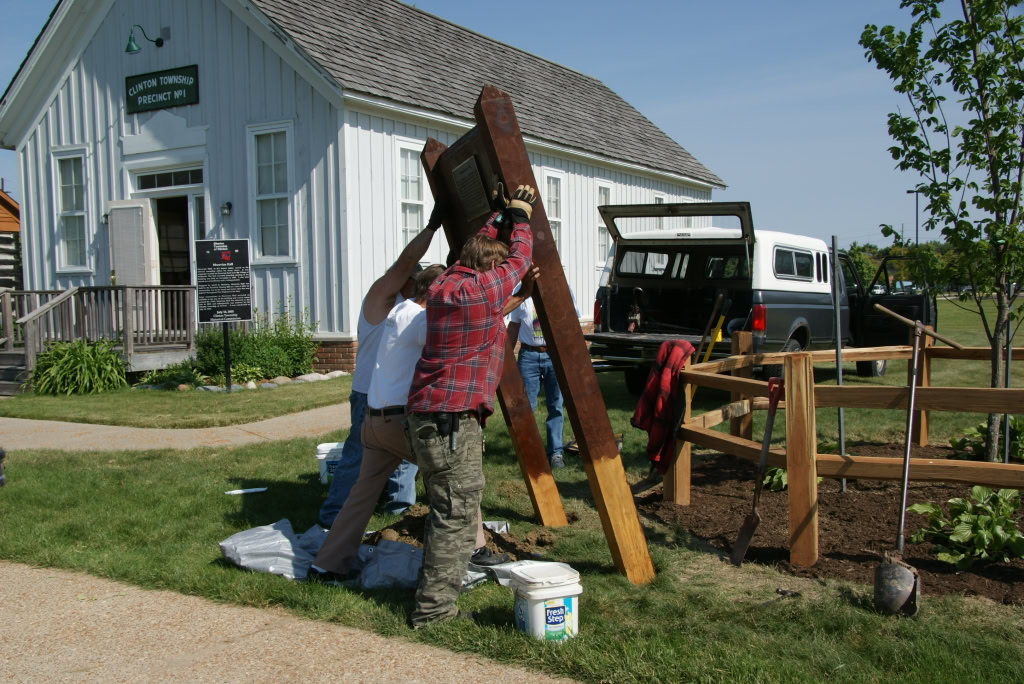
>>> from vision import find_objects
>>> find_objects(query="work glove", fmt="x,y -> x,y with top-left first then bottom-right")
506,184 -> 537,223
426,199 -> 449,232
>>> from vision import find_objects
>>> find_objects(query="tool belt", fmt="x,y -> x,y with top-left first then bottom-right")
415,410 -> 481,437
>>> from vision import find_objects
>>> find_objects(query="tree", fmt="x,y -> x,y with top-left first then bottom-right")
861,0 -> 1024,460
847,241 -> 880,285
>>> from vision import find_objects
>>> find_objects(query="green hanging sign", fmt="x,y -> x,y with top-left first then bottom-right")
125,65 -> 199,114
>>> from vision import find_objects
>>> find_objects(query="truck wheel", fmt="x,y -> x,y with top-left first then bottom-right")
761,338 -> 801,380
624,367 -> 650,396
856,359 -> 888,377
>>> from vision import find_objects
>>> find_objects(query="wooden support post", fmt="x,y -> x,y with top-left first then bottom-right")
912,326 -> 932,446
2,291 -> 12,351
421,85 -> 653,582
730,331 -> 753,440
785,352 -> 818,567
123,288 -> 135,358
420,137 -> 567,528
664,357 -> 691,505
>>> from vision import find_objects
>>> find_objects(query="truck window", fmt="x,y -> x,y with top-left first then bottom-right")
774,247 -> 814,280
671,253 -> 690,279
618,249 -> 669,276
794,252 -> 813,278
705,255 -> 748,280
840,258 -> 859,295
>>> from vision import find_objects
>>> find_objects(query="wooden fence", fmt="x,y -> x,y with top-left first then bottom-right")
667,331 -> 1024,567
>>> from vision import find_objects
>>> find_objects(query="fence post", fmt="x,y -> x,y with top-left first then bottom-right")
187,288 -> 196,353
2,291 -> 12,351
912,325 -> 932,447
785,352 -> 819,567
665,356 -> 692,505
123,287 -> 135,358
24,319 -> 38,373
730,331 -> 753,439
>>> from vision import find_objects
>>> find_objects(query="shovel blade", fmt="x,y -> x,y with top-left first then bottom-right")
730,510 -> 761,566
873,551 -> 921,616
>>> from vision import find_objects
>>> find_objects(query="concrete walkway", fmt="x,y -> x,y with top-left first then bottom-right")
1,561 -> 572,683
0,404 -> 350,451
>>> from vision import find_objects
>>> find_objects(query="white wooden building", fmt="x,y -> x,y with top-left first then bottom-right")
0,0 -> 724,370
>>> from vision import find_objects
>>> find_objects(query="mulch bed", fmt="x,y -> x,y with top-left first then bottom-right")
635,444 -> 1024,605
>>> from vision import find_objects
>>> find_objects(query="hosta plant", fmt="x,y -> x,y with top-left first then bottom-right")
30,339 -> 128,395
908,487 -> 1024,569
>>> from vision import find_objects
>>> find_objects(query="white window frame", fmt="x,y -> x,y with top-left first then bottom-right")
395,136 -> 430,249
52,146 -> 92,273
653,192 -> 666,231
247,121 -> 295,264
543,168 -> 566,254
596,182 -> 612,268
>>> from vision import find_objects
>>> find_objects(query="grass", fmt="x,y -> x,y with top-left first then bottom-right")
0,375 -> 353,428
1,297 -> 1022,681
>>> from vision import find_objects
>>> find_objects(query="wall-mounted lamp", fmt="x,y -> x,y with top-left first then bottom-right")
126,25 -> 165,54
101,212 -> 108,225
220,202 -> 232,216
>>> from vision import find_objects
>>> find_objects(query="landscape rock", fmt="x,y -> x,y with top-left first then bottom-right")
295,373 -> 325,383
324,370 -> 347,379
259,382 -> 278,389
132,384 -> 156,390
270,376 -> 292,385
244,381 -> 258,390
230,384 -> 243,392
199,385 -> 223,392
177,384 -> 192,392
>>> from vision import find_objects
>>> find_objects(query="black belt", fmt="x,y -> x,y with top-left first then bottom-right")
522,344 -> 548,353
367,406 -> 405,417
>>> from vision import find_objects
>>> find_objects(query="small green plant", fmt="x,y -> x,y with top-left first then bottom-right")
194,303 -> 319,379
762,466 -> 788,492
209,363 -> 264,386
29,339 -> 128,395
908,486 -> 1024,569
137,360 -> 204,388
950,417 -> 1023,462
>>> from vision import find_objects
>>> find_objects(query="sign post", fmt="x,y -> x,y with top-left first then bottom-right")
195,240 -> 252,392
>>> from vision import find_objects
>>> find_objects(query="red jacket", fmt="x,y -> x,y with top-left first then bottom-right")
630,340 -> 694,473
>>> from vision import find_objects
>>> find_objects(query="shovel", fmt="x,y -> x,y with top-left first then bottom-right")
730,376 -> 784,566
873,321 -> 923,616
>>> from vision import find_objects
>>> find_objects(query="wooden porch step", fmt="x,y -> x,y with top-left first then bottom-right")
0,350 -> 27,395
0,379 -> 23,395
0,350 -> 25,366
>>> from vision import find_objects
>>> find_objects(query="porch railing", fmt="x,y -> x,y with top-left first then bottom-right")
9,286 -> 196,371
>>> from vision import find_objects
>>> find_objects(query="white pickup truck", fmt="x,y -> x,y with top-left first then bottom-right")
586,201 -> 937,393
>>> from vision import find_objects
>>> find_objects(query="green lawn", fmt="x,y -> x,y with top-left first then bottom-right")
1,298 -> 1021,681
0,374 -> 352,428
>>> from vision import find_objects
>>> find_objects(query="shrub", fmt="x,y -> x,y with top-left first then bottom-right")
30,339 -> 128,395
909,486 -> 1024,568
246,339 -> 296,380
209,363 -> 264,386
194,304 -> 319,379
137,359 -> 204,388
950,417 -> 1023,462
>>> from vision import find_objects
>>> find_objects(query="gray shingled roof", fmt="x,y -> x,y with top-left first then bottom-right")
250,0 -> 724,188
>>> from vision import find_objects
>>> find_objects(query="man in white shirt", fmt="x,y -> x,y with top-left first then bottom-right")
311,265 -> 511,580
505,288 -> 578,469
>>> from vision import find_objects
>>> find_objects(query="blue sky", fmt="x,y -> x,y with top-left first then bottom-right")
0,1 -> 936,247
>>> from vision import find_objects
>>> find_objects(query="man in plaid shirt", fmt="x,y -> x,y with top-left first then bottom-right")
405,184 -> 538,628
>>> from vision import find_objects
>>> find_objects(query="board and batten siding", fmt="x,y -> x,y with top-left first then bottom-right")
341,108 -> 712,332
13,0 -> 347,335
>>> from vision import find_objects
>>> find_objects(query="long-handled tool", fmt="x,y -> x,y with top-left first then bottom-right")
873,320 -> 924,616
730,377 -> 784,566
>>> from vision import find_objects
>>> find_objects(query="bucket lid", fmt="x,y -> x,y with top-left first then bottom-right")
509,562 -> 579,587
316,442 -> 344,454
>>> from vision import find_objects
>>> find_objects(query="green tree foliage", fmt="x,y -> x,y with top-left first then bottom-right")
861,0 -> 1024,460
846,241 -> 879,286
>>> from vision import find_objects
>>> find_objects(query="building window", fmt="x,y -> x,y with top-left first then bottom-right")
399,146 -> 424,247
597,184 -> 611,264
138,168 -> 203,190
194,196 -> 207,241
654,194 -> 665,230
249,127 -> 292,259
57,156 -> 87,268
546,173 -> 563,252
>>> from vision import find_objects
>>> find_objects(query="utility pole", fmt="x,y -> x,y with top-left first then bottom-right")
906,189 -> 920,245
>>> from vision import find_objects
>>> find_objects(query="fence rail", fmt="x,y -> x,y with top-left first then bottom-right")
8,286 -> 196,371
668,331 -> 1024,568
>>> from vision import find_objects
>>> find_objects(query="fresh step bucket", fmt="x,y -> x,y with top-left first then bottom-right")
510,562 -> 582,642
315,442 -> 344,485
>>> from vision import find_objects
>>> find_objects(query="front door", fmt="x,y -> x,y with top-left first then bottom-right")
154,196 -> 190,285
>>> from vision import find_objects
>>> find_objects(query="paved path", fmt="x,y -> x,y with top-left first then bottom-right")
1,561 -> 573,683
0,404 -> 350,451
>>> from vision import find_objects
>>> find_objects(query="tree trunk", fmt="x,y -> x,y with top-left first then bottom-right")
986,283 -> 1010,461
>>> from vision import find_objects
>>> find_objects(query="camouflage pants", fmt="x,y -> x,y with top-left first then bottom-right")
405,411 -> 484,628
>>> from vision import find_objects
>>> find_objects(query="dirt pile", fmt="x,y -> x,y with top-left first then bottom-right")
365,504 -> 549,561
635,445 -> 1024,605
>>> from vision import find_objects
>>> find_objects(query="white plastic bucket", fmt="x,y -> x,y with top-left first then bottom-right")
315,442 -> 344,485
510,562 -> 582,642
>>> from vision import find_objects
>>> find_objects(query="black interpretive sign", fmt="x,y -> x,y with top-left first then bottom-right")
126,65 -> 199,114
196,239 -> 252,323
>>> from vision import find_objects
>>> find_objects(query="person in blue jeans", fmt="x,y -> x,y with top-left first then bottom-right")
318,204 -> 446,528
505,284 -> 577,469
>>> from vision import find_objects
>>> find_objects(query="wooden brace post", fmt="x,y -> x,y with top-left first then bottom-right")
664,356 -> 691,505
785,352 -> 818,567
730,331 -> 753,440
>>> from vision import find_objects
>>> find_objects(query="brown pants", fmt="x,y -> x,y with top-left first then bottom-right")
313,410 -> 486,575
